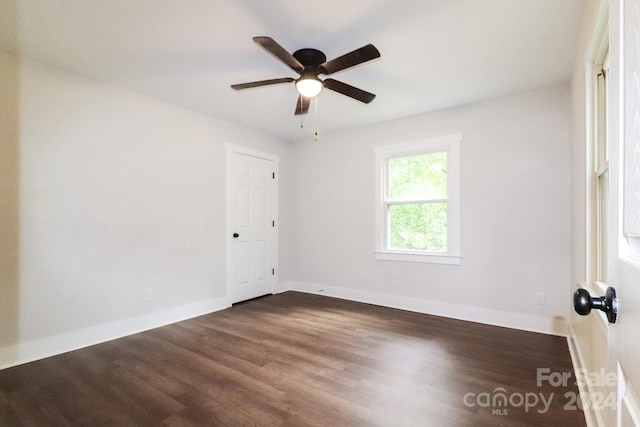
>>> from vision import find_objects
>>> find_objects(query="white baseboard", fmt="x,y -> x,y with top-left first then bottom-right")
283,281 -> 570,336
567,328 -> 601,427
0,296 -> 230,370
1,283 -> 570,370
273,280 -> 291,294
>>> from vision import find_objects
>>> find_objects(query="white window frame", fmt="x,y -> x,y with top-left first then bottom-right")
584,16 -> 610,285
374,133 -> 461,265
594,54 -> 609,284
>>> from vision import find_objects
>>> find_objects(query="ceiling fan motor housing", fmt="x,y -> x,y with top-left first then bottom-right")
292,48 -> 327,69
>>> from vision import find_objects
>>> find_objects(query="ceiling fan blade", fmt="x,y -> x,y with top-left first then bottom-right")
323,78 -> 376,104
231,77 -> 294,90
253,36 -> 304,73
320,44 -> 380,75
295,94 -> 311,115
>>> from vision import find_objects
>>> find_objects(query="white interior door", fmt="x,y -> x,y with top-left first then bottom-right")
572,2 -> 640,425
614,0 -> 640,424
226,144 -> 278,304
596,1 -> 640,424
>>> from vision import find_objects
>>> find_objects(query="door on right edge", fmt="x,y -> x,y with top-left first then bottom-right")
612,0 -> 640,424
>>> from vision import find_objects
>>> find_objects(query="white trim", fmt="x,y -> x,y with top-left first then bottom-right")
224,142 -> 280,162
626,236 -> 640,258
621,377 -> 640,427
584,1 -> 610,284
374,250 -> 461,265
0,297 -> 230,370
290,281 -> 569,336
374,133 -> 462,265
567,328 -> 602,427
374,133 -> 463,155
273,280 -> 293,294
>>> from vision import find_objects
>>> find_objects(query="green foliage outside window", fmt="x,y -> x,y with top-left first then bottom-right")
388,152 -> 448,252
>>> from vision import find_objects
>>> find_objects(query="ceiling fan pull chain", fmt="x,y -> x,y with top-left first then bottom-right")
314,96 -> 319,141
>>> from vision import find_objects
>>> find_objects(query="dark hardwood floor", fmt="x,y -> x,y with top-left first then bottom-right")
0,291 -> 586,426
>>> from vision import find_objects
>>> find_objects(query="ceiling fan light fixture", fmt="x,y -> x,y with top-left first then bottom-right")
295,75 -> 323,98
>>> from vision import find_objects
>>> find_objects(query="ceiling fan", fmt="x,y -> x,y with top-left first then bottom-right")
231,36 -> 380,115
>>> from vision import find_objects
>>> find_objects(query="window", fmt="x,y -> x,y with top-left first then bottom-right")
594,54 -> 609,283
375,134 -> 461,265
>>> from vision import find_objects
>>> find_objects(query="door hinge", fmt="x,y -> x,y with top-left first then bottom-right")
272,268 -> 275,275
272,220 -> 275,227
272,172 -> 275,179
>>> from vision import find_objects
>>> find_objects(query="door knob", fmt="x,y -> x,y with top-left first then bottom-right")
233,233 -> 239,238
573,286 -> 617,323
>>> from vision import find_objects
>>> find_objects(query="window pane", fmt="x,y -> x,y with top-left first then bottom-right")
389,152 -> 447,201
389,203 -> 447,252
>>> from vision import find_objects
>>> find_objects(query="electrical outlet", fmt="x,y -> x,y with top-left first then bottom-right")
536,292 -> 545,305
144,288 -> 152,302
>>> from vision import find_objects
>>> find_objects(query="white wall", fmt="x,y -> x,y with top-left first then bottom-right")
0,53 -> 293,368
0,50 -> 20,364
289,85 -> 572,335
0,49 -> 575,368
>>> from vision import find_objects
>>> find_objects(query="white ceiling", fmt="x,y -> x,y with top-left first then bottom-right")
0,0 -> 586,142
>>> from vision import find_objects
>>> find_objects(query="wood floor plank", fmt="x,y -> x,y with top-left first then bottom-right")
0,292 -> 586,426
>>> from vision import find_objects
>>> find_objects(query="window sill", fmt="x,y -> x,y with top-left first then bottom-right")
374,251 -> 461,265
627,235 -> 640,259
